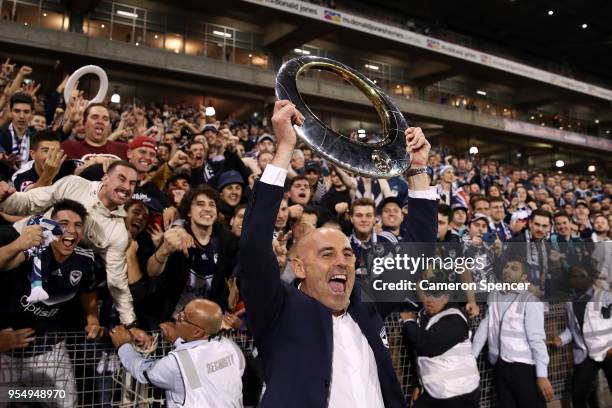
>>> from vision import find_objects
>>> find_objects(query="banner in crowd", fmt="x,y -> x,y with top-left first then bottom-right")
243,0 -> 612,102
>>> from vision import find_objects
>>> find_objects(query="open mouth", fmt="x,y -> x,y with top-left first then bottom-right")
94,127 -> 104,136
61,236 -> 76,249
115,189 -> 130,200
328,274 -> 347,295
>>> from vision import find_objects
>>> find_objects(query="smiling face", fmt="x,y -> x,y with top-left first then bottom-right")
100,165 -> 138,209
221,183 -> 243,207
351,204 -> 376,237
127,146 -> 157,174
50,209 -> 84,260
292,228 -> 356,314
189,193 -> 217,228
230,207 -> 245,237
30,114 -> 46,131
552,215 -> 567,236
125,202 -> 149,238
276,199 -> 289,230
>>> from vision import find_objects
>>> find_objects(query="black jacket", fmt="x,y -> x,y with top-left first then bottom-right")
239,180 -> 437,408
162,222 -> 238,318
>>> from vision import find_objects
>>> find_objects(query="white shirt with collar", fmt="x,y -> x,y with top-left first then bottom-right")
328,311 -> 385,408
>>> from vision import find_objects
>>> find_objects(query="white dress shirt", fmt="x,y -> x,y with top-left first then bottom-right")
328,312 -> 384,408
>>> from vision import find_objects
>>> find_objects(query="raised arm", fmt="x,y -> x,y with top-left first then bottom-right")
0,175 -> 80,215
239,100 -> 304,337
401,127 -> 438,243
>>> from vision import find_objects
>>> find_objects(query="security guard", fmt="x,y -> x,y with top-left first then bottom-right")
551,262 -> 612,408
402,286 -> 480,407
472,255 -> 553,408
111,299 -> 245,408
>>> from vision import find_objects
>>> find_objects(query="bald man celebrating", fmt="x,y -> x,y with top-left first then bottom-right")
110,299 -> 245,408
239,100 -> 437,408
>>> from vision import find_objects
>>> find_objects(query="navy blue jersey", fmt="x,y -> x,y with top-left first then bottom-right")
0,226 -> 95,334
11,159 -> 79,192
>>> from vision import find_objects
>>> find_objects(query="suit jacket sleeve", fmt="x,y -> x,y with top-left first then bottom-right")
376,192 -> 437,318
239,180 -> 286,338
401,194 -> 438,243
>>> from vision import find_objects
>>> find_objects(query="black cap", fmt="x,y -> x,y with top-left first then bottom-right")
202,124 -> 218,134
575,199 -> 589,208
304,160 -> 321,174
167,171 -> 192,187
451,203 -> 468,212
380,196 -> 403,212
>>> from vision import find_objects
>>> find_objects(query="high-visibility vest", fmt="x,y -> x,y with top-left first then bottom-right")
487,291 -> 538,365
566,289 -> 612,363
417,308 -> 480,399
168,337 -> 245,408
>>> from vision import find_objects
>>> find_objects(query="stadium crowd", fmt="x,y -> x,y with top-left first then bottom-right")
0,60 -> 610,408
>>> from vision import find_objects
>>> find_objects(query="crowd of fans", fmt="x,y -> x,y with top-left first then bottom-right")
0,59 -> 609,407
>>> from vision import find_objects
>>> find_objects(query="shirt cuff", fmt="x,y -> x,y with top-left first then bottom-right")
118,343 -> 137,359
260,164 -> 288,187
535,363 -> 548,378
408,187 -> 439,201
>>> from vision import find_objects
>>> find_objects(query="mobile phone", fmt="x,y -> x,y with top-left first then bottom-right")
482,232 -> 496,244
148,213 -> 162,229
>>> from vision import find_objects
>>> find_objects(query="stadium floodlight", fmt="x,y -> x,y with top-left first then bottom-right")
293,48 -> 311,55
581,23 -> 588,29
364,64 -> 380,70
476,90 -> 487,96
548,10 -> 554,16
594,119 -> 600,124
110,92 -> 120,104
205,107 -> 216,116
555,160 -> 565,168
588,165 -> 596,172
469,146 -> 478,155
117,10 -> 138,18
357,129 -> 366,134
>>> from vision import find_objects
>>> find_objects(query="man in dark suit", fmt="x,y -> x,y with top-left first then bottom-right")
239,100 -> 437,408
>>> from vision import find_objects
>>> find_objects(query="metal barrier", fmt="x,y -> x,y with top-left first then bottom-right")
0,303 -> 588,407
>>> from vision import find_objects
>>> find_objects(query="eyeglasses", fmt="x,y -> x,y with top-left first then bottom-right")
176,310 -> 206,332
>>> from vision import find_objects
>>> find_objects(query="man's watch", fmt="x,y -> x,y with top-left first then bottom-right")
404,167 -> 429,178
125,321 -> 139,330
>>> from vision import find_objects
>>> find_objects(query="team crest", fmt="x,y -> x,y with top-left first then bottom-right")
70,270 -> 82,286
